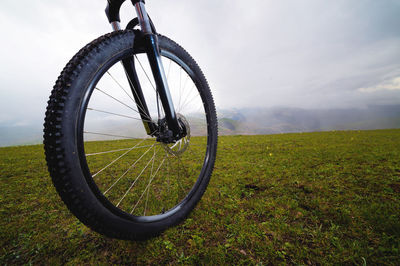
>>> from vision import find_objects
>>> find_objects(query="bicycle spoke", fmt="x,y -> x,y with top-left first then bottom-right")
104,143 -> 158,195
86,144 -> 157,156
176,154 -> 190,180
176,156 -> 185,193
130,148 -> 167,214
179,87 -> 201,113
165,151 -> 171,213
169,139 -> 181,150
84,131 -> 151,140
135,55 -> 156,92
180,85 -> 198,109
177,84 -> 196,113
92,137 -> 153,178
122,66 -> 155,120
178,67 -> 182,110
182,73 -> 189,95
116,147 -> 157,207
107,70 -> 136,104
178,72 -> 190,112
95,87 -> 143,116
191,106 -> 204,115
87,107 -> 152,123
144,147 -> 157,215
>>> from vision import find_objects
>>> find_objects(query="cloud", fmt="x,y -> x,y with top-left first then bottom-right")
359,76 -> 400,93
1,0 -> 400,129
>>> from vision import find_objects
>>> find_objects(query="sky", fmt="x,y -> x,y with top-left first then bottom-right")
0,0 -> 400,128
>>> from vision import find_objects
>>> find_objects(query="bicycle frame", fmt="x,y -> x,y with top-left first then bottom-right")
105,0 -> 182,141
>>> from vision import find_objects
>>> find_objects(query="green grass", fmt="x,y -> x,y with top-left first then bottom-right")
1,129 -> 399,264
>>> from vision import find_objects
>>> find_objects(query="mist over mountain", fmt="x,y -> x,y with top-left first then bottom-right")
218,104 -> 400,135
1,105 -> 399,147
0,123 -> 43,147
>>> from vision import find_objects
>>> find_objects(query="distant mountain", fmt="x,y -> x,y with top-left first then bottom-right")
217,105 -> 400,135
0,124 -> 43,147
1,105 -> 399,147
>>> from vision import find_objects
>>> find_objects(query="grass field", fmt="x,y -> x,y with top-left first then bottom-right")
1,129 -> 399,264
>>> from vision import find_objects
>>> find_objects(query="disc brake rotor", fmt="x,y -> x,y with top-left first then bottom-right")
161,113 -> 190,156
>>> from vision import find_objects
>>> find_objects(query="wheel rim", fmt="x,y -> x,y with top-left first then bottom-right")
77,46 -> 211,222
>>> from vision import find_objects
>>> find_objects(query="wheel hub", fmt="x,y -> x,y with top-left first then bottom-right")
159,113 -> 191,156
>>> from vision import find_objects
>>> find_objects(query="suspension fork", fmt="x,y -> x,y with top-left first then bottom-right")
110,20 -> 158,136
107,0 -> 182,139
134,1 -> 182,136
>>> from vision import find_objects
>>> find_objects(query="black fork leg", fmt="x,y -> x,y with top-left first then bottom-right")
121,57 -> 158,135
141,34 -> 181,135
133,1 -> 182,137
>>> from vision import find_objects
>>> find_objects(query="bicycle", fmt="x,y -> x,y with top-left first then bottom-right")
43,0 -> 218,240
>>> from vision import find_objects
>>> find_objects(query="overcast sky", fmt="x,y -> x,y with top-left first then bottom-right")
1,0 -> 400,127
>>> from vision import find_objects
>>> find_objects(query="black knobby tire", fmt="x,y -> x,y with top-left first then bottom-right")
43,30 -> 218,240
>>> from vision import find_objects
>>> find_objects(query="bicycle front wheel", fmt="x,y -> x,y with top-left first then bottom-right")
43,30 -> 218,240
